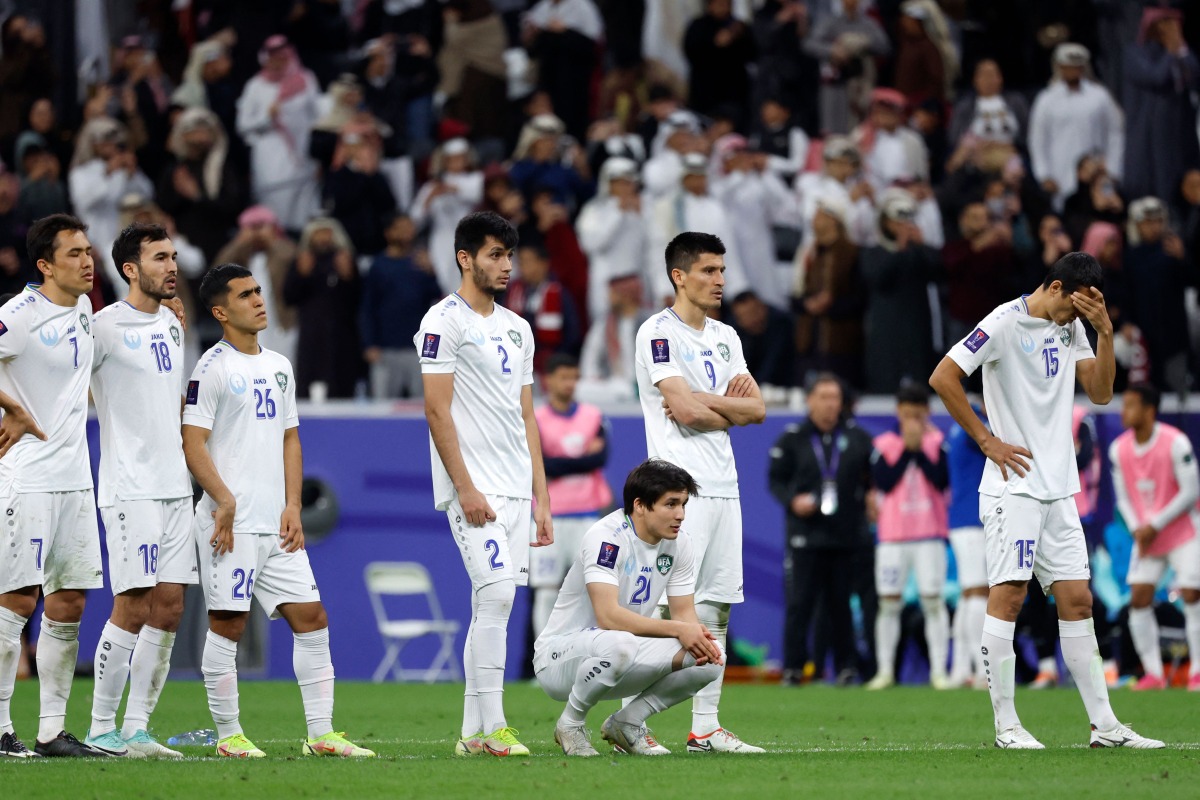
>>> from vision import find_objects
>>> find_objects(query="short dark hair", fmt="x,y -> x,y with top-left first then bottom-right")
544,353 -> 579,374
111,222 -> 169,285
453,211 -> 518,266
664,231 -> 725,290
1043,251 -> 1102,295
1126,382 -> 1161,413
27,214 -> 88,265
623,459 -> 700,516
896,382 -> 930,406
806,371 -> 844,397
199,263 -> 253,310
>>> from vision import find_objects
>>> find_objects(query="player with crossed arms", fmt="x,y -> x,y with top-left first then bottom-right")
183,264 -> 372,758
634,231 -> 766,753
535,459 -> 724,756
930,252 -> 1163,749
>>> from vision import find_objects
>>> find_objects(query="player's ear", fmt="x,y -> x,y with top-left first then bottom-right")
210,304 -> 226,323
122,261 -> 137,283
456,249 -> 470,272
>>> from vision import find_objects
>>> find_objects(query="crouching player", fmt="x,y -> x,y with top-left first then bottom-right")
534,460 -> 725,756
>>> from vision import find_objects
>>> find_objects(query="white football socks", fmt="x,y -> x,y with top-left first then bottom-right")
201,630 -> 241,740
37,615 -> 80,742
90,621 -> 137,735
875,598 -> 902,679
461,592 -> 479,737
122,626 -> 176,739
921,596 -> 950,681
1185,601 -> 1200,679
617,660 -> 722,728
949,602 -> 970,684
1128,606 -> 1163,679
962,596 -> 988,679
0,606 -> 27,735
474,580 -> 514,734
691,602 -> 729,735
981,615 -> 1020,732
293,628 -> 335,739
1059,618 -> 1119,730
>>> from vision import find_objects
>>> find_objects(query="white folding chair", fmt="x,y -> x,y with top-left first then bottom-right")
364,562 -> 462,683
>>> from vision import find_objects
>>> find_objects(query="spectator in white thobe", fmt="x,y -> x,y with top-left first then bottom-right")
410,138 -> 484,294
576,157 -> 650,321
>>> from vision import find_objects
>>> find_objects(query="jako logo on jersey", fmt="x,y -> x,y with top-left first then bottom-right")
229,373 -> 247,395
597,542 -> 619,568
421,333 -> 440,358
656,554 -> 674,575
1019,332 -> 1035,353
964,328 -> 989,353
717,343 -> 730,362
39,326 -> 59,346
186,380 -> 199,405
123,329 -> 142,349
651,338 -> 669,363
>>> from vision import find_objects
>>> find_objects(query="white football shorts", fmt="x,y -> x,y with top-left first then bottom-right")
446,494 -> 532,589
0,489 -> 103,595
101,497 -> 197,595
1127,535 -> 1200,590
980,488 -> 1090,591
875,539 -> 947,596
529,515 -> 596,589
195,514 -> 320,619
949,526 -> 988,590
677,496 -> 743,604
534,628 -> 696,701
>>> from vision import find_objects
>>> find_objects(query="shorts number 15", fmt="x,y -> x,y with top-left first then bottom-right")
1015,539 -> 1035,569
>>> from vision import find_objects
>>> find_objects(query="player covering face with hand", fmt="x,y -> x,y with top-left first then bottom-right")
930,252 -> 1163,750
181,263 -> 372,759
535,460 -> 724,756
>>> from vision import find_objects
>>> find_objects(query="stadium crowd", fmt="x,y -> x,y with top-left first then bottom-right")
3,0 -> 1198,402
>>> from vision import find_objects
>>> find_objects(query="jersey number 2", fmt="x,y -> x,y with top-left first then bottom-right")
630,574 -> 651,605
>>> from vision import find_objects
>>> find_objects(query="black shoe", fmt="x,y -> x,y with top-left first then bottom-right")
834,667 -> 859,687
1,731 -> 40,758
34,731 -> 105,757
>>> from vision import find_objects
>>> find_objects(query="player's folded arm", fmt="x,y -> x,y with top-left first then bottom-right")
656,376 -> 730,431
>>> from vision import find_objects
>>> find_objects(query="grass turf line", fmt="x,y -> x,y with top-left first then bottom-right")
2,681 -> 1198,799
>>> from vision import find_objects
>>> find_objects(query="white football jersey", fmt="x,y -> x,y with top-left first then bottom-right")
536,509 -> 696,643
182,341 -> 299,533
634,309 -> 749,498
415,294 -> 534,510
91,302 -> 191,506
0,286 -> 93,492
948,296 -> 1095,501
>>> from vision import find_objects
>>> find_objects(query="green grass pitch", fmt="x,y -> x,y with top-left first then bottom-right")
2,680 -> 1198,799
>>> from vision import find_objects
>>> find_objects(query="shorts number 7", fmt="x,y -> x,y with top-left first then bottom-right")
30,538 -> 43,570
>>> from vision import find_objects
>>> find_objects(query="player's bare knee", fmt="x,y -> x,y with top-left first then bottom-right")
209,610 -> 249,641
112,590 -> 152,631
1129,584 -> 1155,609
43,589 -> 86,623
280,601 -> 327,633
1,588 -> 39,619
988,582 -> 1026,620
148,584 -> 186,630
1049,582 -> 1093,620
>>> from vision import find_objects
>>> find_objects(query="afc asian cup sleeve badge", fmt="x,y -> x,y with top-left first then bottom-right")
651,338 -> 670,364
597,542 -> 619,569
421,333 -> 441,358
186,380 -> 200,405
963,328 -> 990,353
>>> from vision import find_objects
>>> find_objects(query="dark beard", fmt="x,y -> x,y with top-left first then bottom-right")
138,272 -> 176,300
471,263 -> 501,296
